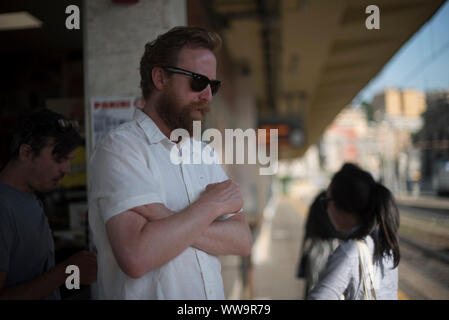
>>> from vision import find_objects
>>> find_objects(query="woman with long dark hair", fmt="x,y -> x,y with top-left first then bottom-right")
296,190 -> 343,297
308,163 -> 400,300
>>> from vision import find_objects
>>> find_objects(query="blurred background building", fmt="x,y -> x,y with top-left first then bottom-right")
419,89 -> 449,195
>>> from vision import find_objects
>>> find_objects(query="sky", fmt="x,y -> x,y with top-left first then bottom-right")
354,0 -> 449,104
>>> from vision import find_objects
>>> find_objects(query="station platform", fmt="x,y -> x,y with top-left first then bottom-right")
220,193 -> 307,300
250,195 -> 307,299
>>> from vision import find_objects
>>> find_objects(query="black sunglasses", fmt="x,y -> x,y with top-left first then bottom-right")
57,119 -> 79,131
161,66 -> 221,96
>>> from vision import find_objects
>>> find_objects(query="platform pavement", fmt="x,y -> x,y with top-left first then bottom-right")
220,193 -> 309,300
250,194 -> 308,299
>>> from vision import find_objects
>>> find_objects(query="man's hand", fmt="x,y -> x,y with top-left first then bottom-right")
132,180 -> 243,222
0,250 -> 98,299
199,179 -> 243,217
67,251 -> 97,285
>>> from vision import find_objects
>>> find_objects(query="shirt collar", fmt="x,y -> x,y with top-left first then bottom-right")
134,108 -> 171,145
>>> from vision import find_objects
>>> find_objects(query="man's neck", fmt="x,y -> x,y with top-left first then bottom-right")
0,162 -> 33,194
142,104 -> 172,139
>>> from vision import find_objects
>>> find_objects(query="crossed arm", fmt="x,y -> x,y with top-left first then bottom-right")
193,213 -> 252,256
133,203 -> 252,256
106,182 -> 253,279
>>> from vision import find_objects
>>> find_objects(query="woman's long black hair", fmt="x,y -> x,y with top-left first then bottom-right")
329,163 -> 400,268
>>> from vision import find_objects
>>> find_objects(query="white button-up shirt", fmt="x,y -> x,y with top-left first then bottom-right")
88,108 -> 231,300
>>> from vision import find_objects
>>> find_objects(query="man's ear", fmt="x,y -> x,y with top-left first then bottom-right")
18,144 -> 33,162
151,67 -> 166,91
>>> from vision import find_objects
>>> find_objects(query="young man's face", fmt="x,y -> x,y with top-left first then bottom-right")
156,46 -> 217,135
27,142 -> 76,193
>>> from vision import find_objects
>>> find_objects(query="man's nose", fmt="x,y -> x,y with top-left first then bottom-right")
199,85 -> 213,103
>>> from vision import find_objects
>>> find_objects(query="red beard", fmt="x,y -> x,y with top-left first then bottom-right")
156,93 -> 210,136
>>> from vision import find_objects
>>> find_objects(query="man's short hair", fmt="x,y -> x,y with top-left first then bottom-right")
9,109 -> 83,161
139,26 -> 222,100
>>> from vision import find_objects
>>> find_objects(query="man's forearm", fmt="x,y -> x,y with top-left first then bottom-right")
135,205 -> 252,257
113,199 -> 223,277
193,213 -> 252,256
0,262 -> 67,300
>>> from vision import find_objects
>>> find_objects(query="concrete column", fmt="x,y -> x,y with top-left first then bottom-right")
83,0 -> 186,155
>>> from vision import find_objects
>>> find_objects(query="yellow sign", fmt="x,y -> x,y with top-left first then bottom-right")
59,146 -> 87,188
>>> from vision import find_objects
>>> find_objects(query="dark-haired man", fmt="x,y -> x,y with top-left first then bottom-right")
88,26 -> 252,299
0,109 -> 97,299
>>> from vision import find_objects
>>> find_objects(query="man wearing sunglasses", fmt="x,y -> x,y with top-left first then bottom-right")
0,109 -> 97,299
88,27 -> 252,300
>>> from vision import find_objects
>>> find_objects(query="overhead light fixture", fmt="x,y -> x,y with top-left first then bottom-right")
0,11 -> 42,31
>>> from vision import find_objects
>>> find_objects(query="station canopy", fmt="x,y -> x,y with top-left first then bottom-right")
207,0 -> 445,159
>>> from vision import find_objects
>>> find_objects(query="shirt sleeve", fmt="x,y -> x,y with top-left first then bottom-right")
307,243 -> 356,300
0,200 -> 14,272
88,143 -> 163,223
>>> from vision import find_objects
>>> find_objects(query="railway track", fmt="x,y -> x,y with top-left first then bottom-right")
397,204 -> 449,223
397,201 -> 449,250
396,200 -> 449,299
